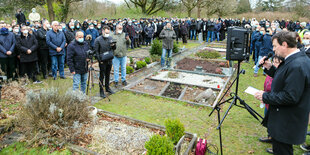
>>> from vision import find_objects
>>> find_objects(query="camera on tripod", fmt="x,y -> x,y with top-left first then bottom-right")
86,49 -> 95,59
226,27 -> 251,61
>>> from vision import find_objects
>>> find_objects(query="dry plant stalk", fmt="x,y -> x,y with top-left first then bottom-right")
17,88 -> 93,147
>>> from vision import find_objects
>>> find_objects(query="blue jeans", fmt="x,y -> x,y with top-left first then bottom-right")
254,45 -> 260,65
254,56 -> 264,74
215,32 -> 220,41
190,29 -> 196,40
206,31 -> 214,42
161,48 -> 172,67
113,56 -> 127,82
51,54 -> 65,78
73,73 -> 88,93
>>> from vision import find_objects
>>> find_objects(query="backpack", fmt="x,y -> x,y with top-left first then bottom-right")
195,138 -> 207,155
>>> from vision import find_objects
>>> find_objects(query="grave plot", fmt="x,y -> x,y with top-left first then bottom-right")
89,110 -> 197,154
125,69 -> 230,107
175,58 -> 233,76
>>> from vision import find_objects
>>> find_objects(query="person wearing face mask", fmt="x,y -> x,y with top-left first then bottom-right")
28,8 -> 40,24
67,31 -> 89,93
94,26 -> 116,98
85,23 -> 99,49
0,22 -> 16,80
254,27 -> 274,77
97,23 -> 102,35
144,22 -> 154,46
160,23 -> 176,68
126,21 -> 136,49
16,26 -> 41,83
65,22 -> 76,45
46,21 -> 67,80
303,32 -> 310,57
111,24 -> 130,87
155,20 -> 164,39
37,20 -> 51,79
75,22 -> 86,37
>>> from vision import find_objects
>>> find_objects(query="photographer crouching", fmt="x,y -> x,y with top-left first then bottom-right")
94,26 -> 116,98
67,31 -> 89,93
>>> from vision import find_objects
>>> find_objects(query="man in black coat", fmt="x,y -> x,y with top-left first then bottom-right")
67,31 -> 89,93
255,31 -> 310,155
16,26 -> 40,83
94,26 -> 115,98
304,32 -> 310,57
36,20 -> 50,79
15,9 -> 26,26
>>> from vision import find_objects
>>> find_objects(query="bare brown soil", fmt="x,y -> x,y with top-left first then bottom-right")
176,58 -> 228,74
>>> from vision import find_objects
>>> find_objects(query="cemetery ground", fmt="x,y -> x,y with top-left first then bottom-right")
0,41 -> 309,154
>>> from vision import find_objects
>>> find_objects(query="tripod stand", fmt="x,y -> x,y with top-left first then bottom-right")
209,60 -> 263,155
86,58 -> 111,101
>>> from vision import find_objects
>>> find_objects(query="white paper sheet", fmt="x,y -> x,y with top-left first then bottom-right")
244,86 -> 260,96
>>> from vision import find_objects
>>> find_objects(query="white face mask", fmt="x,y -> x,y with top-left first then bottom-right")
90,27 -> 94,29
117,30 -> 122,34
104,33 -> 109,38
23,30 -> 28,34
303,39 -> 310,46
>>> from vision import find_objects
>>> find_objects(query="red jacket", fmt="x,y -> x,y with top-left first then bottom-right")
263,75 -> 273,109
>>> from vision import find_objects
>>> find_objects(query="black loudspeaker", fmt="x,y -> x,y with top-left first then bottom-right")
226,27 -> 251,61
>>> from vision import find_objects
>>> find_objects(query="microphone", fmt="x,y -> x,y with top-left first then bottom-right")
258,53 -> 273,68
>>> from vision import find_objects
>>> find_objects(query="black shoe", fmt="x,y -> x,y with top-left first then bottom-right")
100,92 -> 106,99
53,77 -> 57,80
301,144 -> 310,151
33,80 -> 42,84
122,81 -> 127,86
266,148 -> 273,154
106,88 -> 115,94
259,137 -> 272,143
60,76 -> 66,79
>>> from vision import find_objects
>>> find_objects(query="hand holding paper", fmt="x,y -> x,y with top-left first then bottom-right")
244,86 -> 260,96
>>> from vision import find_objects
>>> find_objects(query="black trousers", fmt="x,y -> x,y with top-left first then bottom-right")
21,61 -> 37,81
0,57 -> 15,80
99,61 -> 112,93
39,49 -> 49,77
272,138 -> 293,155
181,34 -> 187,44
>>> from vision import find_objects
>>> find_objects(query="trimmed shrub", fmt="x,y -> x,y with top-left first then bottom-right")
136,61 -> 147,70
149,39 -> 162,56
165,119 -> 185,144
196,50 -> 221,59
173,42 -> 179,53
145,57 -> 151,64
145,135 -> 175,155
126,66 -> 134,74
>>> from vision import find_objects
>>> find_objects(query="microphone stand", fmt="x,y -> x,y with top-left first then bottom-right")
209,60 -> 263,155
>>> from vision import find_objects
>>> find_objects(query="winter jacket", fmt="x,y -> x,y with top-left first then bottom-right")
259,34 -> 273,56
180,23 -> 188,35
126,25 -> 135,37
16,34 -> 38,63
15,12 -> 26,25
144,26 -> 154,38
111,32 -> 130,58
133,25 -> 142,39
65,28 -> 75,44
86,28 -> 99,48
214,23 -> 221,32
94,35 -> 113,62
0,32 -> 16,58
36,27 -> 49,50
67,40 -> 89,74
190,20 -> 196,30
46,30 -> 66,56
160,28 -> 176,50
207,21 -> 215,31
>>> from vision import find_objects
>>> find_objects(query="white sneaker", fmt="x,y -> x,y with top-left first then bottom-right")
253,65 -> 255,69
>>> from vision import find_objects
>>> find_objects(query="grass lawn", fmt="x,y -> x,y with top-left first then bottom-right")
1,40 -> 309,154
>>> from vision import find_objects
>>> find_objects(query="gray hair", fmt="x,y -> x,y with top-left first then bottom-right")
116,24 -> 123,29
75,31 -> 84,37
304,31 -> 310,37
51,21 -> 59,26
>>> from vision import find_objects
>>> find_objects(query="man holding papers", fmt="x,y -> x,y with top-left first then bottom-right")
254,31 -> 310,155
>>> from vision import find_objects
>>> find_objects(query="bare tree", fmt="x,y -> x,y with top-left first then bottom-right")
124,0 -> 169,15
181,0 -> 198,17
